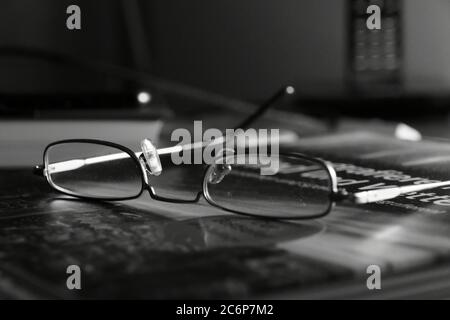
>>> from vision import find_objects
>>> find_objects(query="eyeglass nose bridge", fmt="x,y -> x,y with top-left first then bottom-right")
140,138 -> 162,176
138,155 -> 151,186
208,164 -> 232,184
136,139 -> 202,203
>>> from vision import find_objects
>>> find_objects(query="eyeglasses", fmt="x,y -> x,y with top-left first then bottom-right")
33,137 -> 450,220
32,84 -> 450,219
33,138 -> 330,218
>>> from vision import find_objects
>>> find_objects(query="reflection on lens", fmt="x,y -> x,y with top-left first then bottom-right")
203,154 -> 333,218
45,142 -> 142,199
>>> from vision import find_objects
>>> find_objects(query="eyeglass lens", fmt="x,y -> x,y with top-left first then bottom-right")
203,154 -> 333,218
45,142 -> 143,199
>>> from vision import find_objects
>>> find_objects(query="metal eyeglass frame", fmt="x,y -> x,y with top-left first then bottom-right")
33,85 -> 450,219
36,138 -> 340,220
32,85 -> 339,220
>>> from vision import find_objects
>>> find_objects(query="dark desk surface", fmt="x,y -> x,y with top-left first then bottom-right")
0,169 -> 343,299
1,130 -> 450,299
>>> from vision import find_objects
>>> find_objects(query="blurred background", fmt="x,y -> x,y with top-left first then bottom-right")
1,0 -> 450,133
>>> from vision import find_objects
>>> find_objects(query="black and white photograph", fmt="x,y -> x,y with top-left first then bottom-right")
1,0 -> 450,305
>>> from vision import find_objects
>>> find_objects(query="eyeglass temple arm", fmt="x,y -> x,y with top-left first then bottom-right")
234,85 -> 295,130
32,144 -> 207,178
345,180 -> 450,204
32,85 -> 295,177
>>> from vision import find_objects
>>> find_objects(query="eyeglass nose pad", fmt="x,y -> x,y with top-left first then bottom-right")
140,138 -> 162,176
208,164 -> 232,184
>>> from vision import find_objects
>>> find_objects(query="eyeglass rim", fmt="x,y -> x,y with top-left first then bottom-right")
43,139 -> 147,201
202,152 -> 339,220
42,139 -> 340,220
